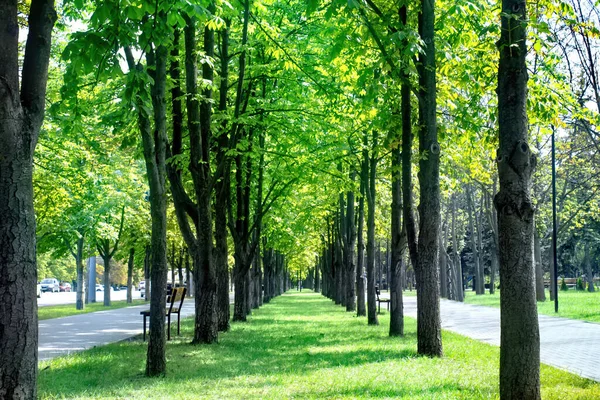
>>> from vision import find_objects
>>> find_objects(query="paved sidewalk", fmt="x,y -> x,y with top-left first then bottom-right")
402,296 -> 600,382
39,301 -> 196,361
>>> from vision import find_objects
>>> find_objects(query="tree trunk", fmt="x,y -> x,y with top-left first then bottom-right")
103,254 -> 111,306
390,144 -> 404,336
215,22 -> 231,332
144,246 -> 151,302
0,0 -> 56,396
439,227 -> 448,299
127,248 -> 134,303
585,242 -> 595,292
415,0 -> 443,357
315,257 -> 320,292
467,185 -> 483,295
451,195 -> 464,302
534,230 -> 546,301
233,267 -> 248,322
345,171 -> 357,312
357,179 -> 366,316
143,42 -> 169,377
366,132 -> 379,326
185,253 -> 191,296
75,237 -> 85,310
477,197 -> 485,294
497,0 -> 541,396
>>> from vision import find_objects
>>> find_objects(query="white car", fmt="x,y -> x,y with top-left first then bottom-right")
40,278 -> 59,293
37,283 -> 42,298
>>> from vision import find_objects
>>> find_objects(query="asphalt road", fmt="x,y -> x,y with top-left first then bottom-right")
38,289 -> 144,307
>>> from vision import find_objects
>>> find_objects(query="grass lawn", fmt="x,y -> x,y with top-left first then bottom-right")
464,289 -> 600,323
38,291 -> 599,399
38,299 -> 147,320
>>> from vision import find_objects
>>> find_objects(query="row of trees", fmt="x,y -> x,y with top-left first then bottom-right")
3,0 -> 600,398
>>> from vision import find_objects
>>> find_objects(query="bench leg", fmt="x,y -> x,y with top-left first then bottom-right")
167,313 -> 171,341
143,315 -> 147,341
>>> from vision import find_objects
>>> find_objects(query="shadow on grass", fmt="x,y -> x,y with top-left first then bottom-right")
38,291 -> 417,398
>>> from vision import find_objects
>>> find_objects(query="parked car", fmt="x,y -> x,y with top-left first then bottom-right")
40,278 -> 59,293
37,283 -> 42,298
138,281 -> 146,291
59,282 -> 71,292
96,284 -> 114,292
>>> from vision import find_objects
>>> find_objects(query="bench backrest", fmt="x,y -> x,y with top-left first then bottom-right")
167,287 -> 186,313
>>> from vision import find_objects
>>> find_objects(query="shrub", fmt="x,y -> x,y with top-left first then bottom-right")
576,278 -> 585,291
560,277 -> 568,291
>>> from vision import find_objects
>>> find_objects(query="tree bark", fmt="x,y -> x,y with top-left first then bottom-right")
102,254 -> 111,306
143,41 -> 169,377
497,0 -> 541,396
390,143 -> 404,336
357,173 -> 366,316
215,22 -> 231,332
345,171 -> 357,312
584,242 -> 595,292
0,1 -> 56,396
439,225 -> 448,299
467,185 -> 483,295
534,230 -> 546,301
366,132 -> 379,326
414,0 -> 443,356
74,236 -> 85,310
127,248 -> 134,303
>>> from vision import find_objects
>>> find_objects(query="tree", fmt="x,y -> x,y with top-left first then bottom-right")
496,0 -> 540,397
0,0 -> 56,397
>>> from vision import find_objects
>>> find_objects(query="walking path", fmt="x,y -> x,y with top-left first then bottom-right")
40,292 -> 600,384
39,301 -> 196,361
402,296 -> 600,382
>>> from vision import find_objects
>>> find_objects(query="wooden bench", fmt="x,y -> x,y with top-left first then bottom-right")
141,287 -> 187,341
376,286 -> 390,314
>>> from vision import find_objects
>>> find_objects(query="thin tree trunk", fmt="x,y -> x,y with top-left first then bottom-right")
497,0 -> 541,396
366,132 -> 379,326
103,254 -> 111,306
127,248 -> 134,303
439,226 -> 448,299
451,195 -> 464,302
585,242 -> 595,292
357,173 -> 367,316
467,185 -> 483,295
75,236 -> 85,310
346,171 -> 357,312
534,230 -> 546,301
390,144 -> 404,336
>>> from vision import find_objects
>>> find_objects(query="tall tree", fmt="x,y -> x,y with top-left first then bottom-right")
496,0 -> 540,397
413,0 -> 443,357
0,0 -> 56,396
365,132 -> 379,326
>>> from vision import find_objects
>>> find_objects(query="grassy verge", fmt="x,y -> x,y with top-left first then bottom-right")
38,291 -> 599,399
464,290 -> 600,323
38,299 -> 147,320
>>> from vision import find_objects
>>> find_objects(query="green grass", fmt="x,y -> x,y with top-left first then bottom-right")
464,289 -> 600,323
38,299 -> 147,320
38,291 -> 600,399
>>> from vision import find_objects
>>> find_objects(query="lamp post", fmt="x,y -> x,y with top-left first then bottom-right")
552,125 -> 559,313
